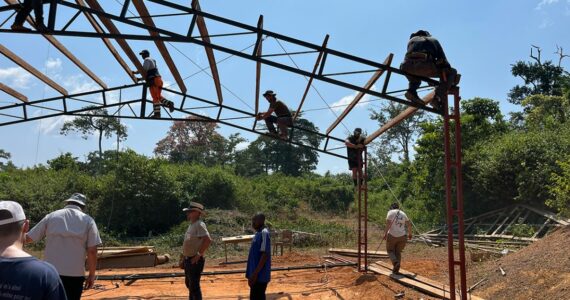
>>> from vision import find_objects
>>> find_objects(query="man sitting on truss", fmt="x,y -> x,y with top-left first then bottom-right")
256,90 -> 293,140
133,50 -> 175,118
401,30 -> 458,111
345,128 -> 366,187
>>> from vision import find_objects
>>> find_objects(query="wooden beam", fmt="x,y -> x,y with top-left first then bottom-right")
192,0 -> 223,104
326,53 -> 393,135
0,44 -> 68,95
520,204 -> 570,225
292,34 -> 329,121
5,0 -> 107,89
75,0 -> 136,83
254,15 -> 263,115
0,82 -> 28,102
364,90 -> 435,145
83,0 -> 144,74
131,0 -> 187,93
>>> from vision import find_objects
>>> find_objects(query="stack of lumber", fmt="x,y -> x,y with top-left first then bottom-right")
368,261 -> 485,300
94,246 -> 170,269
328,248 -> 388,258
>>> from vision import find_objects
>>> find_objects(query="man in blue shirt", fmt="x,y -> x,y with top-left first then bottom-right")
0,200 -> 67,300
246,213 -> 271,300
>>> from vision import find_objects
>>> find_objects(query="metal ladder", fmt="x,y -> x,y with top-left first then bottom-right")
357,147 -> 368,272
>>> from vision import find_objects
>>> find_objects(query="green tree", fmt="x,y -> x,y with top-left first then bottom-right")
0,149 -> 11,170
369,102 -> 427,162
548,157 -> 570,217
60,107 -> 128,156
47,153 -> 81,171
508,46 -> 568,105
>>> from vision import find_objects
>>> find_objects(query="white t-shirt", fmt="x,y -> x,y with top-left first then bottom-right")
27,205 -> 102,277
386,209 -> 409,238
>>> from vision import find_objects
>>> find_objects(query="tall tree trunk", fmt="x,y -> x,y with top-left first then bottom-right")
98,129 -> 103,157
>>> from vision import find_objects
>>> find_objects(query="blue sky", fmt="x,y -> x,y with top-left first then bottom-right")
1,0 -> 569,174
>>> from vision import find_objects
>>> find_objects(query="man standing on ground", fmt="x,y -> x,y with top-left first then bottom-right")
133,49 -> 175,118
400,30 -> 457,111
0,201 -> 67,299
10,0 -> 49,32
385,202 -> 412,274
26,193 -> 102,300
345,128 -> 366,187
256,90 -> 293,140
182,202 -> 212,300
246,213 -> 271,300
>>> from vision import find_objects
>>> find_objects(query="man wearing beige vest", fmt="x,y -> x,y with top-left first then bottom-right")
182,202 -> 212,300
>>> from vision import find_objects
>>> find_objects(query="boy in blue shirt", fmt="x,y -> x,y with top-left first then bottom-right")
246,213 -> 271,300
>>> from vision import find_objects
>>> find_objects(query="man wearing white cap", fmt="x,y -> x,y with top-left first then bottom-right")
182,201 -> 212,300
26,193 -> 102,300
0,200 -> 67,299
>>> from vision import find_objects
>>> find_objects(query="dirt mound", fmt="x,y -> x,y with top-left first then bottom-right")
469,225 -> 570,300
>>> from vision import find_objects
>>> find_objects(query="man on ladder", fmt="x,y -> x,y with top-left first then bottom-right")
133,50 -> 175,118
345,128 -> 366,187
400,30 -> 458,111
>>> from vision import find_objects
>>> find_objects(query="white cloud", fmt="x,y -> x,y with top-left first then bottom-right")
45,57 -> 62,72
235,141 -> 250,151
36,115 -> 74,135
536,0 -> 560,10
0,67 -> 33,89
331,85 -> 377,112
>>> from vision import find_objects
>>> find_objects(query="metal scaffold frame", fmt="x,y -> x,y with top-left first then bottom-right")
0,1 -> 467,298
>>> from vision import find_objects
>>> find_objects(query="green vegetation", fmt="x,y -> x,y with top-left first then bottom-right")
1,46 -> 569,252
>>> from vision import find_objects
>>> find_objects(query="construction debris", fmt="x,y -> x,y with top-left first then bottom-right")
95,246 -> 170,269
328,248 -> 388,259
369,261 -> 485,300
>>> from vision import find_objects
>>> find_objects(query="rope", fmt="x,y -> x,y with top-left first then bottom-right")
273,38 -> 351,135
34,42 -> 51,164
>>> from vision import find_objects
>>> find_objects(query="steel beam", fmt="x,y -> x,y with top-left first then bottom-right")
131,0 -> 187,93
364,91 -> 435,145
293,34 -> 329,122
192,0 -> 223,104
327,53 -> 393,135
253,15 -> 263,129
83,0 -> 144,74
0,82 -> 27,102
75,0 -> 136,83
0,44 -> 68,95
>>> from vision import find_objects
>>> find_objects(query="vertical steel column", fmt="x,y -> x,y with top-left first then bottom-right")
356,147 -> 368,272
443,87 -> 467,300
140,85 -> 147,118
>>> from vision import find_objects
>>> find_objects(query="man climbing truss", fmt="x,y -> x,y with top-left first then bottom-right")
256,90 -> 293,140
133,50 -> 175,118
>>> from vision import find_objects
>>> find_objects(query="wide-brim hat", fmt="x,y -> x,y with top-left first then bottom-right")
64,193 -> 87,206
263,90 -> 276,97
183,201 -> 205,214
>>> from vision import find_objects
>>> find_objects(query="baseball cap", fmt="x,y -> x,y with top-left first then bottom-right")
0,201 -> 26,226
64,193 -> 87,206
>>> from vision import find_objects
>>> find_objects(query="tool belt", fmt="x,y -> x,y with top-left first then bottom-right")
405,52 -> 431,61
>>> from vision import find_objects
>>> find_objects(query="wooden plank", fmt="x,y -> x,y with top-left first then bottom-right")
192,0 -> 223,104
520,204 -> 570,225
326,53 -> 393,135
364,90 -> 435,145
75,0 -> 136,83
221,234 -> 255,244
0,82 -> 28,102
492,207 -> 517,236
292,34 -> 329,121
369,263 -> 485,300
328,248 -> 388,257
5,0 -> 107,89
84,0 -> 144,74
0,44 -> 68,95
131,0 -> 187,93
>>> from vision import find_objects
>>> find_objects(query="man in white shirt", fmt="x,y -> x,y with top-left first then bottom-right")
26,193 -> 102,300
385,202 -> 412,274
133,49 -> 175,118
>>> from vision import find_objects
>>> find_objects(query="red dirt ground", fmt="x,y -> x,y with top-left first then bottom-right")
83,251 -> 450,300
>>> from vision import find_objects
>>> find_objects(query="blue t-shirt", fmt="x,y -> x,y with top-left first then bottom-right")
246,228 -> 271,283
0,256 -> 67,300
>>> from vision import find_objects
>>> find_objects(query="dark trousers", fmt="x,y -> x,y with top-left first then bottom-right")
400,59 -> 457,99
60,276 -> 85,300
14,0 -> 48,25
184,256 -> 205,300
264,115 -> 292,135
250,282 -> 268,300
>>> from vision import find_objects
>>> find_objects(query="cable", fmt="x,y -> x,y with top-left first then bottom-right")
273,37 -> 351,135
34,42 -> 51,165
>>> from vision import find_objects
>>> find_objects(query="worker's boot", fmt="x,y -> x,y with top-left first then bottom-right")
392,261 -> 401,274
405,90 -> 423,105
161,98 -> 175,113
11,23 -> 32,32
152,104 -> 161,118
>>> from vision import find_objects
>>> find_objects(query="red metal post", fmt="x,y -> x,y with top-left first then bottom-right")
443,87 -> 467,300
356,147 -> 368,272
